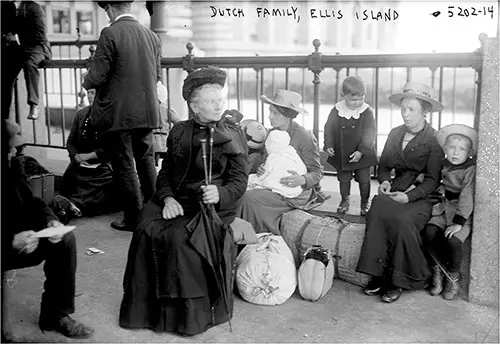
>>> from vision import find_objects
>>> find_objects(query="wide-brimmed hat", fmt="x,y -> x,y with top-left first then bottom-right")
182,67 -> 227,101
97,1 -> 134,10
389,82 -> 444,112
261,89 -> 307,115
436,124 -> 478,155
4,119 -> 26,148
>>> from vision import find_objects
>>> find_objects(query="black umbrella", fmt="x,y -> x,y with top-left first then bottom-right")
186,128 -> 235,332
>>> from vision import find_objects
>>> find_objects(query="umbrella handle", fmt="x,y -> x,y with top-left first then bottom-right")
200,138 -> 209,186
209,126 -> 214,184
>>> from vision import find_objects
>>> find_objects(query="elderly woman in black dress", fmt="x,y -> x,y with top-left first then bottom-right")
356,82 -> 444,303
119,67 -> 248,336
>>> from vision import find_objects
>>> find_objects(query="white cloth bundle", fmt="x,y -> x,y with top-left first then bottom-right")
236,233 -> 297,305
247,130 -> 307,198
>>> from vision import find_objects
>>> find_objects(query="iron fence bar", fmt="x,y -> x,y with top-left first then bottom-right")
430,68 -> 436,127
23,143 -> 65,149
255,68 -> 260,122
14,80 -> 20,125
43,68 -> 51,146
59,68 -> 67,145
406,67 -> 411,82
389,67 -> 395,130
236,68 -> 241,110
334,69 -> 340,103
374,67 -> 380,160
285,67 -> 289,89
473,70 -> 481,130
73,68 -> 79,112
260,69 -> 265,123
438,67 -> 444,129
452,68 -> 457,122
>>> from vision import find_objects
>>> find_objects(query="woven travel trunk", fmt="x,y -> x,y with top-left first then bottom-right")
279,210 -> 369,287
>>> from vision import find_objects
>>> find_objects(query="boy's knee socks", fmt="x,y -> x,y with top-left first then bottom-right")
339,182 -> 351,201
359,182 -> 371,203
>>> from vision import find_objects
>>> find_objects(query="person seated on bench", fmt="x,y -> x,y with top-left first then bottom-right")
1,119 -> 94,340
52,89 -> 118,223
356,82 -> 444,304
236,89 -> 323,234
119,67 -> 248,336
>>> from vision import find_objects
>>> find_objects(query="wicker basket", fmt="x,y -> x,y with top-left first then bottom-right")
337,223 -> 370,287
280,210 -> 318,265
280,209 -> 370,287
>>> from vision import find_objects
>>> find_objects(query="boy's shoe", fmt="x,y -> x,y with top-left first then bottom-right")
337,198 -> 350,214
429,265 -> 444,296
442,272 -> 460,300
27,104 -> 40,120
52,195 -> 82,224
360,201 -> 370,216
381,287 -> 403,303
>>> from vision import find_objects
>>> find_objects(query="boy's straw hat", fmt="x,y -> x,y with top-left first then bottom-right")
389,82 -> 444,113
436,124 -> 478,155
261,89 -> 307,115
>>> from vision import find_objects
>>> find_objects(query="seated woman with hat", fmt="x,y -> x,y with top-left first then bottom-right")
236,89 -> 323,234
356,82 -> 444,303
119,67 -> 248,336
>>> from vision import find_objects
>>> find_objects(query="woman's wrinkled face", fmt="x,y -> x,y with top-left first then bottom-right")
400,97 -> 426,131
343,94 -> 365,110
445,135 -> 471,165
190,84 -> 225,123
268,105 -> 290,130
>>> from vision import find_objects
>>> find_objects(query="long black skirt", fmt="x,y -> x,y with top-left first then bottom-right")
356,194 -> 432,290
60,161 -> 116,215
119,202 -> 234,336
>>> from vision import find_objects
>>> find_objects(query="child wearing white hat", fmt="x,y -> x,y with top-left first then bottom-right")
422,124 -> 478,301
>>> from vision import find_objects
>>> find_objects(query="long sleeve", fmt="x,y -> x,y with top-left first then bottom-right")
217,153 -> 249,211
297,133 -> 322,189
406,135 -> 444,202
83,28 -> 114,89
154,123 -> 179,203
323,108 -> 336,150
453,165 -> 476,225
66,111 -> 82,160
357,108 -> 376,156
377,128 -> 396,184
156,38 -> 162,82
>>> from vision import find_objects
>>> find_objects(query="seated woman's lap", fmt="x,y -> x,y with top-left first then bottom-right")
135,201 -> 211,299
367,194 -> 432,234
238,189 -> 296,234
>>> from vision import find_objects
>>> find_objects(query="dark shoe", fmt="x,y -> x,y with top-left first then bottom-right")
429,265 -> 444,296
27,104 -> 40,120
442,272 -> 460,300
381,287 -> 403,303
39,315 -> 94,339
111,220 -> 132,232
363,277 -> 385,296
337,198 -> 350,214
360,201 -> 370,216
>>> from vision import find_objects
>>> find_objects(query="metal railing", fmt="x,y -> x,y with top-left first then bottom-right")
18,38 -> 484,171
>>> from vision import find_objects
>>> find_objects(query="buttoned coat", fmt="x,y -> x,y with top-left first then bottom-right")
83,16 -> 161,132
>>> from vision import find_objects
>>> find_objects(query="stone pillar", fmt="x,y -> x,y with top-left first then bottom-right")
469,35 -> 499,308
150,1 -> 168,33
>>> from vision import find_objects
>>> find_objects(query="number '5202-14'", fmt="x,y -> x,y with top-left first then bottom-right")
448,6 -> 495,19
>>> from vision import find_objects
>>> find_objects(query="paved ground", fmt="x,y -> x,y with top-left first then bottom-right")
4,155 -> 499,343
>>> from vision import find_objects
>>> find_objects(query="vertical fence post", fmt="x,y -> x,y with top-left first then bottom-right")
182,42 -> 195,73
308,39 -> 323,140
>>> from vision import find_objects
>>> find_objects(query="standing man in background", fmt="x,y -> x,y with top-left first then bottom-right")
17,1 -> 52,120
83,0 -> 162,232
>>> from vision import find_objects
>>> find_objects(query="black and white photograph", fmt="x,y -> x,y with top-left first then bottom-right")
1,0 -> 499,342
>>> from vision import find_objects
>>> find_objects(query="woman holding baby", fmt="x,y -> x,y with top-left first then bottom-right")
236,89 -> 323,234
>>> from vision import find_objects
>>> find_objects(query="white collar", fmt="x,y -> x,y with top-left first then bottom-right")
335,100 -> 369,120
114,14 -> 135,22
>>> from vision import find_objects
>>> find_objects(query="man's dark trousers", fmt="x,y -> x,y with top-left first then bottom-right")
106,128 -> 157,228
3,232 -> 77,319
